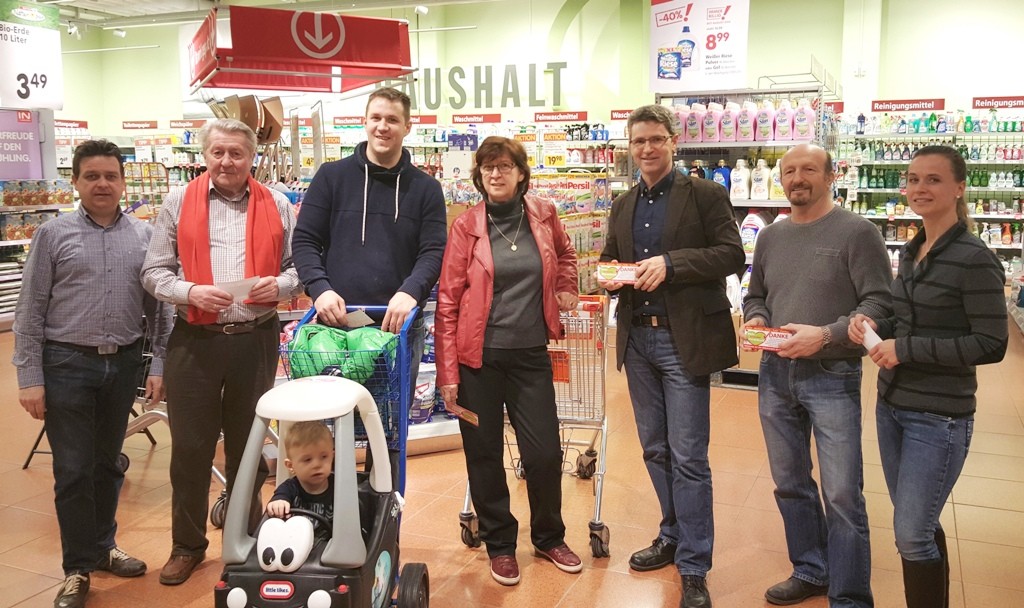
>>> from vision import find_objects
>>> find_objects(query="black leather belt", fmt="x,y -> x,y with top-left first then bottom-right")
46,338 -> 142,355
181,310 -> 278,335
632,314 -> 670,328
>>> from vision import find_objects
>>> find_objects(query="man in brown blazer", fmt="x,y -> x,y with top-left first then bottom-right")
597,104 -> 743,608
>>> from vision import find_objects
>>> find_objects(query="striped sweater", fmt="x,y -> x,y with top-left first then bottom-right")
875,222 -> 1008,416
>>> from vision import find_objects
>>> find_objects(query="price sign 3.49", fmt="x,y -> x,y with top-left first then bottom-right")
16,72 -> 47,99
0,1 -> 63,110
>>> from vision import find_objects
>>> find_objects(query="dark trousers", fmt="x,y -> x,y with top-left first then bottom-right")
164,317 -> 277,555
43,340 -> 144,575
459,346 -> 565,557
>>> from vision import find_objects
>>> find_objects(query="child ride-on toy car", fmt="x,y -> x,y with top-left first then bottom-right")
214,375 -> 429,608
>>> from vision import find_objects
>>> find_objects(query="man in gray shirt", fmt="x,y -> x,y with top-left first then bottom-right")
13,140 -> 172,608
743,144 -> 891,607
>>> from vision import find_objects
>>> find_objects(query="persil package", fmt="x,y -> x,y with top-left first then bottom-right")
741,327 -> 794,351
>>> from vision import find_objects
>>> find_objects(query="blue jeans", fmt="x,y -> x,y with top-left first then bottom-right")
43,341 -> 144,575
624,326 -> 713,577
758,352 -> 873,607
876,398 -> 972,562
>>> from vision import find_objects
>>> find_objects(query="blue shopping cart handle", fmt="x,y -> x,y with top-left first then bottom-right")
295,305 -> 419,335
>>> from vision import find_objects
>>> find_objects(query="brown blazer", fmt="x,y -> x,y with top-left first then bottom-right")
601,170 -> 744,376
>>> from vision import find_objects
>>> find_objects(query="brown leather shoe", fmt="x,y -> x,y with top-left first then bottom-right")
490,555 -> 520,586
159,553 -> 205,586
535,543 -> 583,573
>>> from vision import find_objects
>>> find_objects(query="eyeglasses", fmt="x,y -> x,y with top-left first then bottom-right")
480,162 -> 516,175
629,135 -> 671,148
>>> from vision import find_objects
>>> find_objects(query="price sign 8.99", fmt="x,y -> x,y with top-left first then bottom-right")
0,1 -> 64,110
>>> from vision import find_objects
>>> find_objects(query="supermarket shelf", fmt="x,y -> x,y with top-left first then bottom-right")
408,418 -> 460,441
1009,302 -> 1024,336
885,240 -> 1021,251
966,187 -> 1024,193
0,273 -> 22,283
675,140 -> 805,150
0,311 -> 12,331
864,213 -> 1024,221
0,240 -> 31,247
714,367 -> 759,391
732,199 -> 790,208
0,205 -> 69,212
848,159 -> 1023,166
840,133 -> 957,140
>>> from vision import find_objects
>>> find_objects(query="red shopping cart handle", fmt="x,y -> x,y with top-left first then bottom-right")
445,401 -> 480,427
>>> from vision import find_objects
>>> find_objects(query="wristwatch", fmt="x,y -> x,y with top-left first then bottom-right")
820,326 -> 832,348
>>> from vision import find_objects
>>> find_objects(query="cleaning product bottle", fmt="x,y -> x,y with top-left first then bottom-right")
677,26 -> 698,71
739,266 -> 753,311
712,159 -> 731,190
774,100 -> 794,141
740,210 -> 767,253
755,100 -> 776,141
719,102 -> 740,141
769,159 -> 785,199
751,159 -> 770,200
891,249 -> 900,273
674,105 -> 690,134
703,102 -> 724,142
1003,222 -> 1013,245
685,103 -> 706,143
736,101 -> 758,142
794,99 -> 816,140
730,159 -> 751,199
773,210 -> 790,223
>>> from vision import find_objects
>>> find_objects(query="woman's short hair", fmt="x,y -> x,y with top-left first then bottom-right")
471,136 -> 532,200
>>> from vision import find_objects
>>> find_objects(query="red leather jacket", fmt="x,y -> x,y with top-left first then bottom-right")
435,195 -> 578,386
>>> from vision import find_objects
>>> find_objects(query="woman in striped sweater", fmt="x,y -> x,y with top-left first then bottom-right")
849,145 -> 1008,608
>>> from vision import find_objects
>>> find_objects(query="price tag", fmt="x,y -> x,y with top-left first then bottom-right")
704,31 -> 731,50
544,153 -> 566,167
0,2 -> 64,110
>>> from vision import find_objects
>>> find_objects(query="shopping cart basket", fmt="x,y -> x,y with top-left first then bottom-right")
278,305 -> 417,495
459,296 -> 610,557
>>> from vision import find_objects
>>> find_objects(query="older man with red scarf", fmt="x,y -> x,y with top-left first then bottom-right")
142,118 -> 301,586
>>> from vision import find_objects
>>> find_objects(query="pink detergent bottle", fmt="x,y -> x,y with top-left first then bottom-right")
755,100 -> 776,141
702,102 -> 724,142
719,102 -> 739,141
774,99 -> 794,141
794,99 -> 816,141
736,101 -> 758,142
685,103 -> 706,143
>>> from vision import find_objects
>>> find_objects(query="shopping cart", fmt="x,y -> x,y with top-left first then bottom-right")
278,305 -> 417,495
458,296 -> 611,558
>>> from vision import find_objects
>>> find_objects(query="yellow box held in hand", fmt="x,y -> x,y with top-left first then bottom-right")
596,263 -> 639,285
741,327 -> 795,352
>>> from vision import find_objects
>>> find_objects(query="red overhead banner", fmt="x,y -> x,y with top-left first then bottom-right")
188,9 -> 217,86
871,98 -> 945,112
610,109 -> 632,120
170,119 -> 208,128
411,115 -> 437,125
123,121 -> 157,130
54,119 -> 88,129
972,96 -> 1024,110
334,116 -> 363,126
825,101 -> 845,114
188,7 -> 412,93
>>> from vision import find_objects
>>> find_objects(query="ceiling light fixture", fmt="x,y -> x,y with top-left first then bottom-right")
66,22 -> 78,36
414,5 -> 429,15
112,28 -> 126,38
63,44 -> 160,55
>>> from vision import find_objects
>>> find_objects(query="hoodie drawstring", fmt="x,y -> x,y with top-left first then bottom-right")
394,173 -> 401,224
361,165 -> 402,246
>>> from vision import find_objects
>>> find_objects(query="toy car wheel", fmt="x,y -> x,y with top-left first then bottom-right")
116,452 -> 130,473
575,452 -> 597,479
210,491 -> 227,529
397,562 -> 429,608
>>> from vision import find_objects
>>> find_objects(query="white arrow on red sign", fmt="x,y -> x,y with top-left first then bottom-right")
290,12 -> 345,60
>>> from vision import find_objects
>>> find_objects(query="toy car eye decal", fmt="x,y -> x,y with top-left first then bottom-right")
256,516 -> 315,573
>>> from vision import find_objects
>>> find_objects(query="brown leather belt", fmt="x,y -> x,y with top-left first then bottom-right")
180,310 -> 278,335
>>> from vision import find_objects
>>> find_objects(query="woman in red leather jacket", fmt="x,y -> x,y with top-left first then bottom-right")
436,136 -> 580,587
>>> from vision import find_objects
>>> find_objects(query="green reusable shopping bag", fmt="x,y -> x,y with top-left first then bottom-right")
342,327 -> 397,383
286,324 -> 349,379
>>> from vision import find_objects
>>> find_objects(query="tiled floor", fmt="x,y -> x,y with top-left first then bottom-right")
2,327 -> 1024,607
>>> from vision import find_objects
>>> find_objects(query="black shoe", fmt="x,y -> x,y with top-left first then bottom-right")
53,573 -> 89,608
95,546 -> 147,577
681,575 -> 712,608
629,537 -> 677,572
765,577 -> 829,605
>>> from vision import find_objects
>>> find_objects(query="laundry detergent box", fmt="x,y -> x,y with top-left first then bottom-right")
741,326 -> 794,351
596,263 -> 639,285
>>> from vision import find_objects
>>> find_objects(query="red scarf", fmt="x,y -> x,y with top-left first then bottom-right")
178,172 -> 283,324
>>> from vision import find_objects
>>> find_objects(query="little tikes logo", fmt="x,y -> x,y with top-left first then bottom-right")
260,581 -> 295,600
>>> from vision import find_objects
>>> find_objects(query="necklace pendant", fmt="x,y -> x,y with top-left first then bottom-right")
510,244 -> 518,252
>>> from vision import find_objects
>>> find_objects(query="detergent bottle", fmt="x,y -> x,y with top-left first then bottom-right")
740,209 -> 767,253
